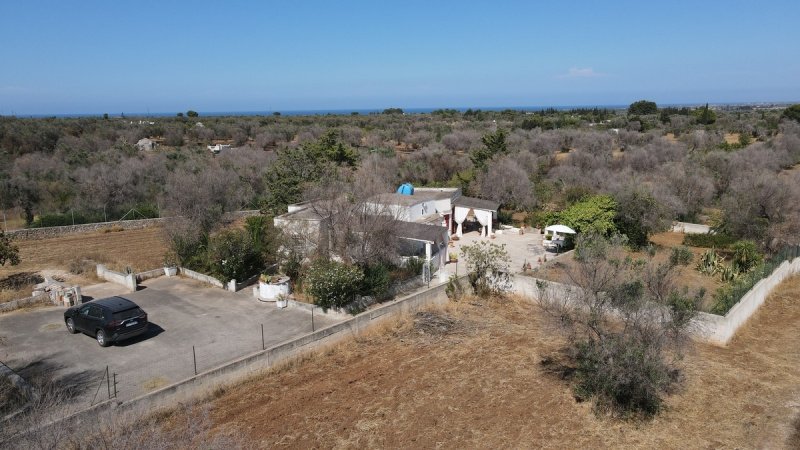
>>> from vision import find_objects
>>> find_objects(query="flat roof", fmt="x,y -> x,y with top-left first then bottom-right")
395,221 -> 448,245
454,196 -> 500,212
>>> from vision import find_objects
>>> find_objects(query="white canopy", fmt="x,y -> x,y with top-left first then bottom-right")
545,224 -> 576,234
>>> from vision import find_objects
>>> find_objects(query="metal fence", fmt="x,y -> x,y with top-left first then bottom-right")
712,244 -> 800,314
85,318 -> 323,406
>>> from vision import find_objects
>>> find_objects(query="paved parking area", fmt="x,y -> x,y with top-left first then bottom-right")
0,277 -> 343,405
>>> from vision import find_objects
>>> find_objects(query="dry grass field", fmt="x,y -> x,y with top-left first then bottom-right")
162,276 -> 800,448
0,227 -> 167,302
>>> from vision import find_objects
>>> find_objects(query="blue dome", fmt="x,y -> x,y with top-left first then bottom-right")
396,183 -> 414,195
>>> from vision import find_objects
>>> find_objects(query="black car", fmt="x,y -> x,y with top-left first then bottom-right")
64,296 -> 148,347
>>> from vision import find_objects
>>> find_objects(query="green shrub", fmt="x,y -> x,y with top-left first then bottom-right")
682,233 -> 736,248
305,260 -> 364,311
360,262 -> 392,301
207,229 -> 261,282
731,240 -> 762,273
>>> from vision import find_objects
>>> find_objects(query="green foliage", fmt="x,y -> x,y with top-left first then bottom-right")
382,108 -> 404,115
711,245 -> 800,314
207,229 -> 261,282
696,248 -> 724,275
360,262 -> 392,301
470,128 -> 508,170
552,195 -> 618,236
186,110 -> 199,117
572,335 -> 671,416
613,189 -> 663,248
305,259 -> 364,311
460,241 -> 512,297
628,100 -> 658,115
244,215 -> 281,266
682,232 -> 736,248
445,275 -> 465,300
553,233 -> 700,417
261,131 -> 357,215
781,104 -> 800,122
694,103 -> 717,125
730,240 -> 762,273
669,246 -> 693,267
0,231 -> 20,266
497,209 -> 513,225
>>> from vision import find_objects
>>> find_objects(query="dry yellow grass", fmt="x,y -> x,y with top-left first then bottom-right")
186,276 -> 800,448
0,227 -> 167,302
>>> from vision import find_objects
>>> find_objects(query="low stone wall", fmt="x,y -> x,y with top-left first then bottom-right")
0,294 -> 52,314
6,210 -> 261,241
672,222 -> 711,234
96,265 -> 136,292
135,268 -> 166,283
7,218 -> 164,241
178,267 -> 224,289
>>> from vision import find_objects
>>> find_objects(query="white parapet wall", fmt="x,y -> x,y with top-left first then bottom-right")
688,257 -> 800,345
96,264 -> 137,292
178,267 -> 225,289
513,257 -> 800,347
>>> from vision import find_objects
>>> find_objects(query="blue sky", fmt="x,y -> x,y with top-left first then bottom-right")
1,1 -> 798,115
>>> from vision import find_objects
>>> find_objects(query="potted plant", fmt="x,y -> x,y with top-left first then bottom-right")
258,273 -> 291,301
449,252 -> 458,263
163,255 -> 178,277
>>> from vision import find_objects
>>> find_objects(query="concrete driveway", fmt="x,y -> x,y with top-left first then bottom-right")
0,277 -> 343,406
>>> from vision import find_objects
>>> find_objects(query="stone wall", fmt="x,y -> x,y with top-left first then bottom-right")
7,218 -> 164,240
6,210 -> 261,241
0,293 -> 52,314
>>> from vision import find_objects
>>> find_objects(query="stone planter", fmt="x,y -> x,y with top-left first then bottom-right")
258,276 -> 290,301
164,267 -> 178,277
275,297 -> 288,308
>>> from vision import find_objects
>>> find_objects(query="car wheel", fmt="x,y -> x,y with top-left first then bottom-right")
96,329 -> 110,347
66,318 -> 78,334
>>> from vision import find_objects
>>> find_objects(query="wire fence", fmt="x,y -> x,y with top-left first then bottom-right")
86,317 -> 323,405
712,244 -> 800,315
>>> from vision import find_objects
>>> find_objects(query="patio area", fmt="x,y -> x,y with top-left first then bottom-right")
443,225 -> 570,276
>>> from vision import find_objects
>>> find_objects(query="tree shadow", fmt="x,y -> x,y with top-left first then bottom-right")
12,358 -> 104,401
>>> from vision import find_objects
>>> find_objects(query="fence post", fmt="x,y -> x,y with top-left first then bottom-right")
261,324 -> 265,350
312,307 -> 315,332
113,372 -> 118,398
105,366 -> 111,399
192,346 -> 197,376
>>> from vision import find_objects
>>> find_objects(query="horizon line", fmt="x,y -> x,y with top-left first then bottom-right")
2,100 -> 796,119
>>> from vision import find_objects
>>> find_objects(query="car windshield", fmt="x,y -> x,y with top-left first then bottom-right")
112,307 -> 143,321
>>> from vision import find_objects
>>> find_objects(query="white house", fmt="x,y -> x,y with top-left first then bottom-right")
136,138 -> 156,151
208,144 -> 231,154
273,185 -> 499,280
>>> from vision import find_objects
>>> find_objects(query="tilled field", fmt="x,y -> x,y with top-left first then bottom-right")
0,227 -> 167,302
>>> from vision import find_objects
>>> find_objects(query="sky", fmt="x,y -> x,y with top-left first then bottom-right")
1,0 -> 799,115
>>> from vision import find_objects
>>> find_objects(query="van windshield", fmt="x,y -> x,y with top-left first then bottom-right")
112,308 -> 143,321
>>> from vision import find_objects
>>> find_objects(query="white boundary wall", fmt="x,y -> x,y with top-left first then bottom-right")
96,265 -> 136,292
513,256 -> 800,346
689,257 -> 800,345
